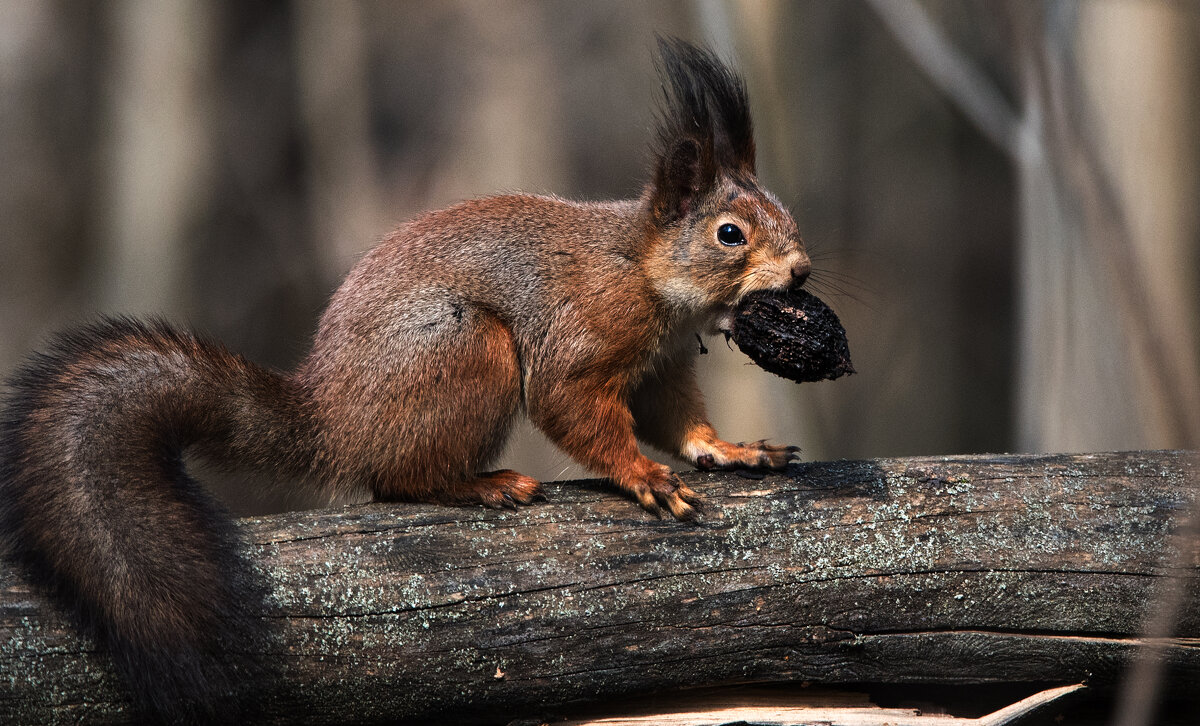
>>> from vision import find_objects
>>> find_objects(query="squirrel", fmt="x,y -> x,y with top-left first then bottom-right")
0,38 -> 810,721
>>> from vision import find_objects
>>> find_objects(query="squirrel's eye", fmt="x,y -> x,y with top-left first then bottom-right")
717,223 -> 746,247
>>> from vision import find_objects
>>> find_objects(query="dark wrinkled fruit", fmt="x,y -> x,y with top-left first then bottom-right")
731,287 -> 854,383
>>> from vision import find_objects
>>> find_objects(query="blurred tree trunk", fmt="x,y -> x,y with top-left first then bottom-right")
292,0 -> 386,278
0,4 -> 100,372
97,0 -> 218,319
1073,2 -> 1200,449
417,2 -> 569,207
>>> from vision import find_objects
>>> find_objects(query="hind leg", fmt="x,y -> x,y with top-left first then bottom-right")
313,290 -> 538,506
436,469 -> 544,509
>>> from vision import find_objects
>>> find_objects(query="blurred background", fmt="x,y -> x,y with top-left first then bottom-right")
1,0 -> 1198,514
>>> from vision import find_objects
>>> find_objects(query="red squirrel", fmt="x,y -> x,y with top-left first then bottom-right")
0,38 -> 810,720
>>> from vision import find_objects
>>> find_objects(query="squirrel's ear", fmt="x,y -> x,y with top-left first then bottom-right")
648,37 -> 756,226
651,137 -> 713,223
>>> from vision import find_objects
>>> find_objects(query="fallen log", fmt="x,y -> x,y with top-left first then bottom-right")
1,450 -> 1197,724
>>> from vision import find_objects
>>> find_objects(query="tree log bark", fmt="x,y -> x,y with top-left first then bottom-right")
2,450 -> 1198,724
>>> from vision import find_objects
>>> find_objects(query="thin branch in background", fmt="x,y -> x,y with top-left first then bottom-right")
863,0 -> 1020,157
559,683 -> 1085,726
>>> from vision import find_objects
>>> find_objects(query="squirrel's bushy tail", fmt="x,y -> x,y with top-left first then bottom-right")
0,317 -> 319,722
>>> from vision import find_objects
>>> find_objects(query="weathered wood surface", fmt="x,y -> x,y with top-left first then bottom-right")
2,450 -> 1198,724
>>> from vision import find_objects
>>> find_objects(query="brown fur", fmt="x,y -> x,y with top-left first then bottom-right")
0,38 -> 809,720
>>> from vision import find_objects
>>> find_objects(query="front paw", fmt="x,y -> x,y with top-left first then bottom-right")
689,439 -> 799,471
620,462 -> 704,520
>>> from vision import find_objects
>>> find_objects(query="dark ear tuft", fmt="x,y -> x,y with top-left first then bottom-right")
649,36 -> 756,224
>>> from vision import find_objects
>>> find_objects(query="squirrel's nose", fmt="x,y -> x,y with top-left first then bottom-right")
791,260 -> 811,287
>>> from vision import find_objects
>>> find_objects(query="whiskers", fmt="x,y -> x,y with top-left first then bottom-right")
805,267 -> 875,312
733,250 -> 873,317
801,245 -> 876,313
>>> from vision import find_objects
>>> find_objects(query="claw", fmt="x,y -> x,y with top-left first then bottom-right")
500,493 -> 519,510
677,484 -> 705,510
653,490 -> 690,520
663,477 -> 703,519
668,497 -> 697,520
633,488 -> 662,518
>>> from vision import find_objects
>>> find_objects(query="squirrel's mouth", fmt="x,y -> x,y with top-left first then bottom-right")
714,275 -> 800,334
712,305 -> 737,334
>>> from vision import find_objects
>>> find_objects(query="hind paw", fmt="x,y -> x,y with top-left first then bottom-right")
463,469 -> 545,509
